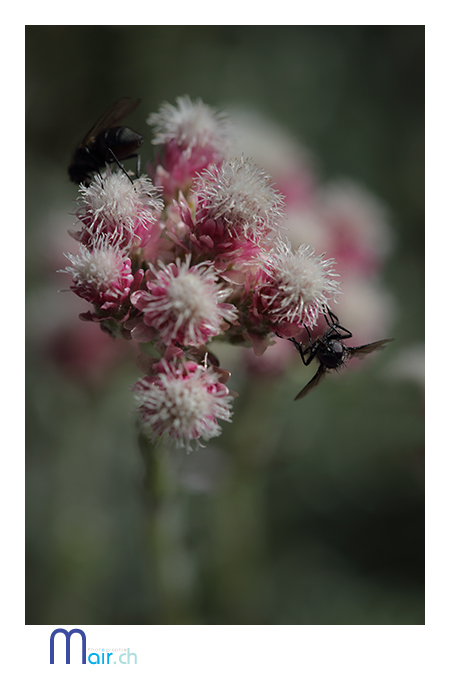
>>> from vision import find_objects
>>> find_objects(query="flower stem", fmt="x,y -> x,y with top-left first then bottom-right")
139,432 -> 198,623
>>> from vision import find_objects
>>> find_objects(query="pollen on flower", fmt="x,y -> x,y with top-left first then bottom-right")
261,239 -> 340,328
148,96 -> 231,154
194,157 -> 285,240
133,360 -> 234,452
131,257 -> 238,346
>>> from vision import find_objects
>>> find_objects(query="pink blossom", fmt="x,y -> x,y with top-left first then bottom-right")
133,359 -> 234,452
194,157 -> 284,241
60,241 -> 143,321
45,318 -> 137,385
253,239 -> 340,334
175,157 -> 285,271
130,256 -> 238,346
148,96 -> 231,198
316,180 -> 393,276
72,169 -> 163,251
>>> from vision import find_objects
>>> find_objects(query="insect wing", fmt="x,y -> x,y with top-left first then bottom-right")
347,338 -> 394,361
294,364 -> 327,401
81,97 -> 141,144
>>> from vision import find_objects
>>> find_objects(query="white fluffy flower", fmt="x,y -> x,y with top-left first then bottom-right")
131,257 -> 238,346
75,169 -> 163,249
59,239 -> 136,314
261,238 -> 340,328
133,360 -> 234,452
148,95 -> 231,153
62,242 -> 128,290
194,156 -> 285,240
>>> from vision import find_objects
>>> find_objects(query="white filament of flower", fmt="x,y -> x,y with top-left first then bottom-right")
135,366 -> 233,452
264,240 -> 340,325
195,157 -> 285,238
63,244 -> 126,291
148,95 -> 231,152
78,171 -> 163,230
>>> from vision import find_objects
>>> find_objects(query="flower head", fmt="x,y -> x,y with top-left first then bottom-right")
148,96 -> 232,197
149,96 -> 231,155
133,359 -> 234,452
317,180 -> 393,276
74,169 -> 163,250
175,157 -> 285,270
255,239 -> 340,331
130,256 -> 238,346
60,240 -> 141,319
194,156 -> 285,241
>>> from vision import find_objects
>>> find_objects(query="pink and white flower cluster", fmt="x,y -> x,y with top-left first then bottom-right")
60,96 -> 363,451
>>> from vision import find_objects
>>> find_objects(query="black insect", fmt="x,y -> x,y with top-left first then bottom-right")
286,309 -> 393,400
68,97 -> 143,185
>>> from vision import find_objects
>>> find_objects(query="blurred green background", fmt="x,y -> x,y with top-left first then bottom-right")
26,26 -> 424,625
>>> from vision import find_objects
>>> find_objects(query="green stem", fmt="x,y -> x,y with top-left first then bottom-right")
208,377 -> 286,624
139,433 -> 198,624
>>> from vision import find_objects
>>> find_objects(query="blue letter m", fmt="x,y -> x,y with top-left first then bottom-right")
50,628 -> 87,664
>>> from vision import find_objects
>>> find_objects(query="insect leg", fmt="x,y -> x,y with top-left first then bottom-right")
286,325 -> 317,366
117,152 -> 141,180
302,324 -> 319,364
325,308 -> 353,339
107,148 -> 135,184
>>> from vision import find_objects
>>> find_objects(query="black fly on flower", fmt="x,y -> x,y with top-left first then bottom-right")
68,97 -> 144,185
286,308 -> 393,400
